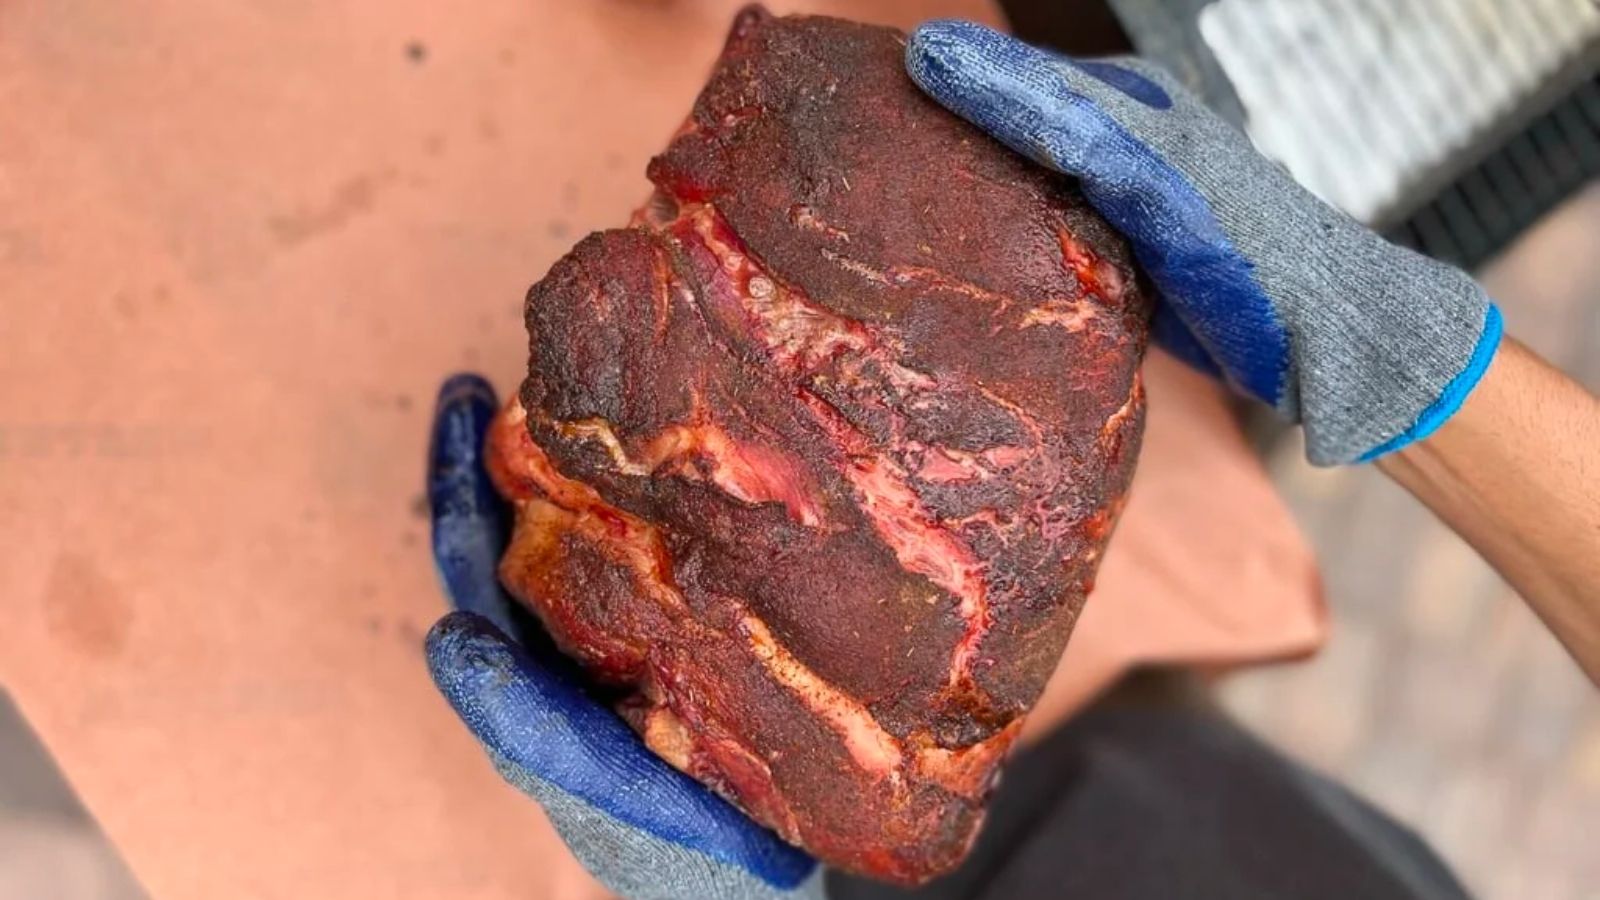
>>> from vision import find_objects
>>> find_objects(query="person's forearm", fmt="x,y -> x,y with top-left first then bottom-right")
1378,337 -> 1600,683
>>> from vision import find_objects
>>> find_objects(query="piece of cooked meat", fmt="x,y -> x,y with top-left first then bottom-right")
486,5 -> 1150,884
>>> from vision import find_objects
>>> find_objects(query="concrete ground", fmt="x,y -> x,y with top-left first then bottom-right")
1,185 -> 1595,900
0,690 -> 144,899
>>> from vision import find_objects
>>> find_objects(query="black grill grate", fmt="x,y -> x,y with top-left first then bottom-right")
1003,0 -> 1600,272
1387,76 -> 1600,268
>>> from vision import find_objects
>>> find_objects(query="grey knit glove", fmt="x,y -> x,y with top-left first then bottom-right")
426,376 -> 825,900
905,21 -> 1502,465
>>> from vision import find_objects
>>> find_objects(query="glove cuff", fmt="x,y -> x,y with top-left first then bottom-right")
1353,303 -> 1503,463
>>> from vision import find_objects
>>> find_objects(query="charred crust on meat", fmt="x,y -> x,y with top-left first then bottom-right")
493,7 -> 1149,885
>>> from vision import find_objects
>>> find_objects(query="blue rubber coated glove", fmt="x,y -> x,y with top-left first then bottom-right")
905,21 -> 1503,465
425,374 -> 823,900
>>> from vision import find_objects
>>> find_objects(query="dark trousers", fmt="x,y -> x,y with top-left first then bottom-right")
831,672 -> 1470,899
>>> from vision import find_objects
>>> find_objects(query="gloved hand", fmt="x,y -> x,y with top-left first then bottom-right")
904,21 -> 1502,465
424,374 -> 823,900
